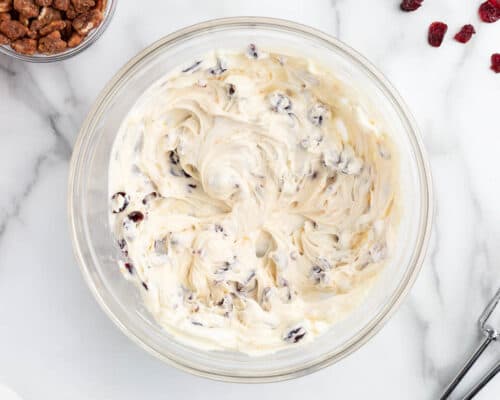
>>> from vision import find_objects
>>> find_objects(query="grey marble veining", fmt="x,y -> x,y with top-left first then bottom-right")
1,0 -> 500,399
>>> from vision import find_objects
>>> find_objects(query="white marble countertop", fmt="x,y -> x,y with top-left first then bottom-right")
1,1 -> 500,399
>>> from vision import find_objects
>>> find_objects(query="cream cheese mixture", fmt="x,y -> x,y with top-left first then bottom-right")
109,45 -> 399,354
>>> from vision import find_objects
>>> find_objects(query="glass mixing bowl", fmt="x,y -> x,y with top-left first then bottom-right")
68,17 -> 433,382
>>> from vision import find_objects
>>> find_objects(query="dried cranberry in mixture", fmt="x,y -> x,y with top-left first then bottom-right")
428,22 -> 448,47
127,211 -> 144,223
124,262 -> 133,274
111,191 -> 129,213
454,24 -> 476,43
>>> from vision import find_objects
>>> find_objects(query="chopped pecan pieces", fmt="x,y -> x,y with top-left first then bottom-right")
37,29 -> 66,53
0,0 -> 12,12
38,18 -> 64,35
94,0 -> 104,11
0,31 -> 9,43
0,19 -> 28,39
18,12 -> 29,25
64,2 -> 75,17
35,0 -> 52,5
70,0 -> 94,13
13,0 -> 39,18
66,30 -> 80,46
72,8 -> 100,35
52,0 -> 67,10
11,37 -> 36,53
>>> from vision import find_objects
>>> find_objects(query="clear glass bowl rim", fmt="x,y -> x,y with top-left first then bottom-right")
0,0 -> 116,63
68,16 -> 433,382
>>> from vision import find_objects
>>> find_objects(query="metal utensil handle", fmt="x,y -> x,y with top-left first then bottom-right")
479,288 -> 500,338
440,335 -> 495,400
462,361 -> 500,400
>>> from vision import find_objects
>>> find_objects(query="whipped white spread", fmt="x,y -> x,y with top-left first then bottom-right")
109,45 -> 399,354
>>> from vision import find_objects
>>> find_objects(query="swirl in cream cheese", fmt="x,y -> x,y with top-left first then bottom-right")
109,45 -> 399,354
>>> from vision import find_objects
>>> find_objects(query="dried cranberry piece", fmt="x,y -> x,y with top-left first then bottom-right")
284,326 -> 307,343
269,92 -> 292,113
454,24 -> 476,43
479,1 -> 500,23
491,53 -> 500,73
124,262 -> 133,274
247,43 -> 258,58
142,191 -> 158,205
111,191 -> 129,213
127,211 -> 144,223
208,58 -> 227,76
428,22 -> 448,47
169,150 -> 179,165
400,0 -> 423,12
117,238 -> 128,256
227,83 -> 235,96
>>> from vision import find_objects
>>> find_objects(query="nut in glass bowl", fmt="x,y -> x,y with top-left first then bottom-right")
0,0 -> 116,62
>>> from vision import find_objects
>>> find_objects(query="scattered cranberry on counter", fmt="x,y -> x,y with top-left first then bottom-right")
454,24 -> 476,44
478,0 -> 500,23
428,22 -> 448,47
491,54 -> 500,73
400,0 -> 423,12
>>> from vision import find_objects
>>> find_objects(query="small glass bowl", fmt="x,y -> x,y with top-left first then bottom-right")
68,17 -> 433,382
0,0 -> 116,63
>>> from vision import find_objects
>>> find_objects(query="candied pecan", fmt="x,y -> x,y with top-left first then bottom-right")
38,18 -> 64,34
70,0 -> 94,13
0,32 -> 9,44
30,6 -> 60,30
0,12 -> 11,21
29,19 -> 38,29
94,0 -> 105,11
72,8 -> 101,35
52,0 -> 67,10
35,0 -> 52,5
38,29 -> 66,53
14,0 -> 39,17
65,2 -> 75,18
0,0 -> 11,12
59,17 -> 70,38
18,13 -> 29,25
11,37 -> 36,53
67,31 -> 81,47
0,19 -> 29,40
